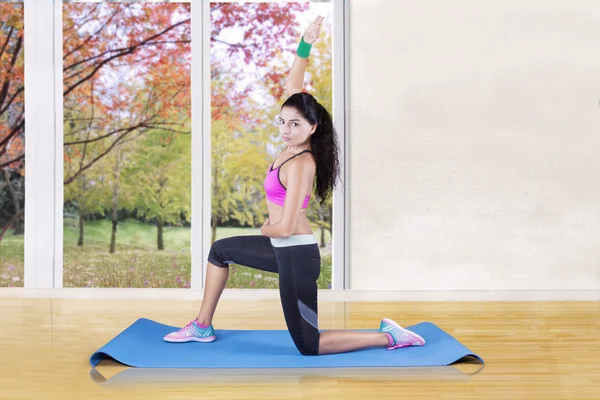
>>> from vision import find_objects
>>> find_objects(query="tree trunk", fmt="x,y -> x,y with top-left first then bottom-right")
320,225 -> 325,247
110,219 -> 118,253
318,206 -> 326,248
211,215 -> 217,244
0,210 -> 23,242
157,218 -> 164,250
3,169 -> 23,235
77,207 -> 84,246
109,145 -> 121,254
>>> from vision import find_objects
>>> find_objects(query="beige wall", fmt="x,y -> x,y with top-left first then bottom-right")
348,0 -> 600,291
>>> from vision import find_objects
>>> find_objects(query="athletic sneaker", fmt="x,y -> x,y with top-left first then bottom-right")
163,320 -> 216,343
380,318 -> 425,350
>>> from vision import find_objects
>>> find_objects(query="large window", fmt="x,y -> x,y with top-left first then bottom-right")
209,0 -> 334,289
0,1 -> 25,288
61,1 -> 192,288
10,0 -> 345,291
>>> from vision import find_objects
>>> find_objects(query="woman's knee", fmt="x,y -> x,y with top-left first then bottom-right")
207,238 -> 229,268
282,298 -> 320,355
296,334 -> 320,356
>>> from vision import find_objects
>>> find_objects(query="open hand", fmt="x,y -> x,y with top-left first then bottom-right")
303,15 -> 324,44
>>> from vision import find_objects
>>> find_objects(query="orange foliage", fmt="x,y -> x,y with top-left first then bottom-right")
210,2 -> 309,101
0,3 -> 25,174
2,2 -> 309,180
62,2 -> 191,184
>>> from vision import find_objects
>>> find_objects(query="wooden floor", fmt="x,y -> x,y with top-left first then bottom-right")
0,298 -> 599,400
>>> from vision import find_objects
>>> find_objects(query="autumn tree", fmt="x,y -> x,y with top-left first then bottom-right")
64,2 -> 308,187
210,2 -> 309,100
0,3 -> 25,242
62,2 -> 192,187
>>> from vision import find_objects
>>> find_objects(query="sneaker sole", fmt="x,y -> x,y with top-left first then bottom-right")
382,318 -> 425,346
163,335 -> 216,343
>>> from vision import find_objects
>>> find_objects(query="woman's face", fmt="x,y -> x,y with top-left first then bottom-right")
278,106 -> 316,146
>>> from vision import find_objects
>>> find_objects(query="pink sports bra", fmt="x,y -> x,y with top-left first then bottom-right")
264,150 -> 313,208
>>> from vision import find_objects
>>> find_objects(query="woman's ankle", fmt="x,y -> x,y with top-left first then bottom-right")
195,317 -> 211,327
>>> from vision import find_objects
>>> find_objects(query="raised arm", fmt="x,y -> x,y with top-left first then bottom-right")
285,15 -> 324,97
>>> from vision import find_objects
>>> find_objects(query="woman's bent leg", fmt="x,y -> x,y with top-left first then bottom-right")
198,235 -> 279,324
163,235 -> 278,343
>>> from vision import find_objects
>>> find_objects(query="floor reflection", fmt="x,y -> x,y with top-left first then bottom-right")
90,361 -> 485,389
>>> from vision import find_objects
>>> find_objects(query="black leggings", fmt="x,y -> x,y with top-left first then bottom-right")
207,234 -> 321,355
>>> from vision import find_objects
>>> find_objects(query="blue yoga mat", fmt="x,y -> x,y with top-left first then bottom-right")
90,318 -> 483,368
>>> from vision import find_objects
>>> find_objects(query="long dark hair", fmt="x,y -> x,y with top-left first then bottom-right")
281,92 -> 340,205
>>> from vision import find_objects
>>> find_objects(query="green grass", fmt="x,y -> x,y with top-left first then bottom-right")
0,234 -> 24,287
1,219 -> 332,289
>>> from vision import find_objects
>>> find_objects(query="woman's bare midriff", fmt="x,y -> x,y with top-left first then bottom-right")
266,200 -> 314,236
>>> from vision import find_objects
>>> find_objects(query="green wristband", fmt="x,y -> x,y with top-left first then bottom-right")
296,36 -> 312,58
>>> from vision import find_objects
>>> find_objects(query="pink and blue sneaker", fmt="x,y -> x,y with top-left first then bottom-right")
163,320 -> 216,343
380,318 -> 426,350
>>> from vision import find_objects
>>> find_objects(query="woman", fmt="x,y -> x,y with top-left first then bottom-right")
164,16 -> 425,355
